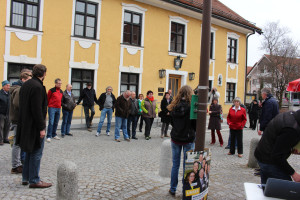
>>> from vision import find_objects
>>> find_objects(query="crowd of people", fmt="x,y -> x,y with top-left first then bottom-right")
0,64 -> 299,195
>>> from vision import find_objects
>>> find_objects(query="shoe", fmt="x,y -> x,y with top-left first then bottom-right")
210,142 -> 215,145
95,132 -> 100,137
22,181 -> 29,185
66,133 -> 73,136
87,128 -> 92,132
254,168 -> 261,172
3,140 -> 9,144
125,138 -> 130,142
46,138 -> 51,143
11,166 -> 23,174
161,135 -> 164,138
115,139 -> 121,142
227,152 -> 233,155
165,135 -> 169,137
61,135 -> 65,138
145,137 -> 149,140
132,137 -> 138,140
220,144 -> 223,147
53,136 -> 60,140
169,189 -> 175,196
106,132 -> 110,136
254,172 -> 261,177
225,145 -> 230,149
238,154 -> 243,158
29,181 -> 52,188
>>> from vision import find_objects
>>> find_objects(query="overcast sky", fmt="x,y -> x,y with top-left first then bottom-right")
218,0 -> 300,66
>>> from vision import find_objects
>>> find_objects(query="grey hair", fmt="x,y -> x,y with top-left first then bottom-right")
106,86 -> 113,92
55,78 -> 61,83
261,88 -> 271,95
233,97 -> 242,104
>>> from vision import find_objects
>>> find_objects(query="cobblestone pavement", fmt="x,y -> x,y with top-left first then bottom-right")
1,122 -> 300,200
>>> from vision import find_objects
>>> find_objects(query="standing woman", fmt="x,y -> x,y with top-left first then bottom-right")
168,85 -> 196,196
208,98 -> 223,146
160,92 -> 172,138
137,94 -> 144,132
141,91 -> 158,140
227,97 -> 247,158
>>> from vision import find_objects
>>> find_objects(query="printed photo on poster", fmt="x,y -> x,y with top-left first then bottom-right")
183,148 -> 211,200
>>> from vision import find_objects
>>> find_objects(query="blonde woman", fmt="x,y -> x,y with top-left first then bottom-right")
167,85 -> 196,196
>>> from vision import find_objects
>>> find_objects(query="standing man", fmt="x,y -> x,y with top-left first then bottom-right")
255,110 -> 300,184
127,91 -> 139,140
76,82 -> 97,132
46,78 -> 63,142
9,71 -> 32,174
258,88 -> 279,136
61,84 -> 76,138
0,80 -> 10,145
96,86 -> 116,137
168,89 -> 173,101
114,90 -> 131,142
16,64 -> 52,188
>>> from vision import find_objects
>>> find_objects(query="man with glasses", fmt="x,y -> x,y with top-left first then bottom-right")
46,78 -> 63,142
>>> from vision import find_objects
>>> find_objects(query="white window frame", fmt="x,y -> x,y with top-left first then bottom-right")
226,32 -> 240,64
169,16 -> 189,58
71,0 -> 102,40
120,3 -> 147,47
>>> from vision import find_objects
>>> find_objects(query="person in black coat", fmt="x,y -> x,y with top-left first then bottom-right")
15,64 -> 52,188
160,92 -> 172,138
248,99 -> 260,130
0,80 -> 10,145
76,82 -> 98,132
208,98 -> 223,146
258,88 -> 279,136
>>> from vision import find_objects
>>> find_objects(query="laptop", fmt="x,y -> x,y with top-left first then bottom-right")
264,178 -> 300,200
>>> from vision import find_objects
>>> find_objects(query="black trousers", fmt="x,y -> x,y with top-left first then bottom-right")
144,117 -> 154,137
249,116 -> 258,129
230,129 -> 243,154
83,105 -> 95,128
137,115 -> 144,131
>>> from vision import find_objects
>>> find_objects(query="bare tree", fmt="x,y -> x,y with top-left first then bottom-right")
260,21 -> 300,108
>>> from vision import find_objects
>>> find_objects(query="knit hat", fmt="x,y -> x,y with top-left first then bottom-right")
2,80 -> 9,87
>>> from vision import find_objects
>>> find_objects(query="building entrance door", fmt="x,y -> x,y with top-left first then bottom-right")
168,75 -> 181,97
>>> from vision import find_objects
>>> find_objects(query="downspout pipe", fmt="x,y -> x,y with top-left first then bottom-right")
244,30 -> 255,104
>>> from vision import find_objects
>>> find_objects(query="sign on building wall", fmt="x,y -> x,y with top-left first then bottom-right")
183,149 -> 211,200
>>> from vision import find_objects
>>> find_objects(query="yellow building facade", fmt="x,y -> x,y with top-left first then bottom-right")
0,0 -> 261,117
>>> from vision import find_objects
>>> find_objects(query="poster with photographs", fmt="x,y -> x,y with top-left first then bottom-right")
183,148 -> 211,200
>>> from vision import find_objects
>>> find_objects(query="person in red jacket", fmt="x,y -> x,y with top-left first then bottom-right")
46,78 -> 63,142
227,97 -> 247,158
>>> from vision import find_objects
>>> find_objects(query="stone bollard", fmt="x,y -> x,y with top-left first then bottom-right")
57,161 -> 78,200
247,138 -> 260,168
159,139 -> 172,178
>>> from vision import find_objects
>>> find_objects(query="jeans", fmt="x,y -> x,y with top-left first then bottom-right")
22,138 -> 45,184
229,129 -> 243,154
258,161 -> 292,185
97,108 -> 113,133
84,105 -> 95,128
47,107 -> 61,138
61,109 -> 73,135
170,141 -> 194,193
144,118 -> 154,137
0,114 -> 9,142
11,125 -> 22,168
114,117 -> 129,140
137,115 -> 144,131
127,115 -> 138,138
